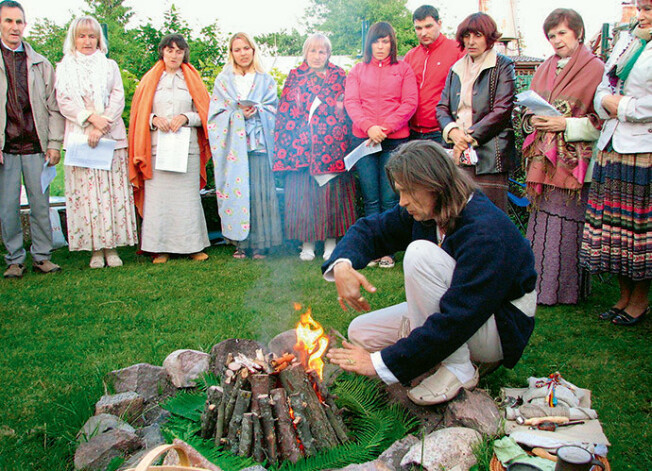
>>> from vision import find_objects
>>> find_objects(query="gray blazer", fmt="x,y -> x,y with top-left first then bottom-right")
595,33 -> 652,153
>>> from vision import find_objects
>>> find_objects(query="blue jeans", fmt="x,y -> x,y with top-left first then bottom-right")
410,129 -> 444,145
352,137 -> 408,217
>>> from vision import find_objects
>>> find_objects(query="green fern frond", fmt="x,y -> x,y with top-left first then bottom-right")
194,372 -> 221,391
161,391 -> 205,422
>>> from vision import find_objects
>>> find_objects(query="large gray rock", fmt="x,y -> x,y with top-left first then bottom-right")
163,349 -> 210,388
443,388 -> 501,436
377,434 -> 419,470
384,382 -> 445,434
138,423 -> 165,449
94,392 -> 144,423
106,363 -> 175,403
267,329 -> 297,357
74,429 -> 143,470
209,339 -> 267,376
143,405 -> 171,427
78,414 -> 135,442
400,427 -> 481,471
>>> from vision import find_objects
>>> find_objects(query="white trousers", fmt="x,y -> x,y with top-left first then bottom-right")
349,240 -> 536,374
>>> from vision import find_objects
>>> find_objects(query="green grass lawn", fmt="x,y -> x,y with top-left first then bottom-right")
0,245 -> 650,470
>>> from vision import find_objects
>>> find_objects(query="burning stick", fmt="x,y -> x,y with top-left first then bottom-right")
288,393 -> 317,457
271,388 -> 302,463
279,364 -> 339,450
272,352 -> 295,372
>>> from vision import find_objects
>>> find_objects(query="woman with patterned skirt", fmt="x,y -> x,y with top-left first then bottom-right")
273,33 -> 356,261
580,1 -> 652,325
522,9 -> 604,305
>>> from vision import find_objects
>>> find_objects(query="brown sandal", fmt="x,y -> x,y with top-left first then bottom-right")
233,249 -> 247,259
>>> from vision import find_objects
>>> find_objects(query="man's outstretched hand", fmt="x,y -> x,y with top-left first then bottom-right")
333,261 -> 377,312
327,341 -> 377,377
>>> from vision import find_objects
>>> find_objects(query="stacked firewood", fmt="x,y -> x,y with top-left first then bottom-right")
199,351 -> 348,465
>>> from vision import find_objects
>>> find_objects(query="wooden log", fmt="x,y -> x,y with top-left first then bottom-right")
249,373 -> 272,415
252,412 -> 265,463
270,388 -> 302,463
200,386 -> 223,439
238,412 -> 254,457
227,389 -> 252,454
279,365 -> 339,449
258,394 -> 278,465
288,393 -> 317,457
224,371 -> 246,428
214,393 -> 227,446
325,396 -> 349,444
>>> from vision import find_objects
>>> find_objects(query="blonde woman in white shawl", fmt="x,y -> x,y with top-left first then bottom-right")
56,16 -> 138,268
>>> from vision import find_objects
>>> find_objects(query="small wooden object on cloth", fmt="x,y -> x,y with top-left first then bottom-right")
125,444 -> 214,471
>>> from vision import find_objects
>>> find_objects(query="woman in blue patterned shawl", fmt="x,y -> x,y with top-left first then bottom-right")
208,32 -> 282,259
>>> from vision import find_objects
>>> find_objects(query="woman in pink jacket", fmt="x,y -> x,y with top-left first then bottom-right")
344,21 -> 418,268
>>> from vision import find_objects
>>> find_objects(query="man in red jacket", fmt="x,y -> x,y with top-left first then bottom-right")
404,5 -> 463,144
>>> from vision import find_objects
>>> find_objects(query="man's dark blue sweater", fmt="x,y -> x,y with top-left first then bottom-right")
322,191 -> 537,384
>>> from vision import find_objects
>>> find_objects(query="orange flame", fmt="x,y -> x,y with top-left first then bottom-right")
294,305 -> 329,379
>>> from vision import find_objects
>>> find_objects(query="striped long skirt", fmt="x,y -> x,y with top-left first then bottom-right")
282,169 -> 357,242
580,150 -> 652,281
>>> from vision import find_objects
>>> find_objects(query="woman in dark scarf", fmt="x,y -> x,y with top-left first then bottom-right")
522,8 -> 604,305
273,34 -> 356,261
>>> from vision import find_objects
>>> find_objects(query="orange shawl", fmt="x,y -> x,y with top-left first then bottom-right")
128,61 -> 211,216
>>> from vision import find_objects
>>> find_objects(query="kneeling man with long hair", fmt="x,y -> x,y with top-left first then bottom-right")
325,140 -> 537,405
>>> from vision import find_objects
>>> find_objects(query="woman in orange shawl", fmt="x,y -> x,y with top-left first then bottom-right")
128,34 -> 212,263
522,9 -> 604,305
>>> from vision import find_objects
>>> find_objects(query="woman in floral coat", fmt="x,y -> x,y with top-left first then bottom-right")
208,32 -> 282,259
273,34 -> 356,261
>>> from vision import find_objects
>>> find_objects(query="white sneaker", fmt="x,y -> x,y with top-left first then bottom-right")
407,365 -> 479,406
323,238 -> 337,260
299,242 -> 315,261
299,250 -> 315,261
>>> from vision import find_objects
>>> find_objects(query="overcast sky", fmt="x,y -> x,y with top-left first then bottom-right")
23,0 -> 623,58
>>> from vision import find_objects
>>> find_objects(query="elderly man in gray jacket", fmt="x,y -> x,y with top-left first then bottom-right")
0,0 -> 64,278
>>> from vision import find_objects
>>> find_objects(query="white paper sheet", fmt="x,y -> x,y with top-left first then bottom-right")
64,133 -> 116,170
516,90 -> 562,117
343,140 -> 382,171
40,161 -> 56,193
155,127 -> 191,173
313,172 -> 338,187
308,96 -> 322,123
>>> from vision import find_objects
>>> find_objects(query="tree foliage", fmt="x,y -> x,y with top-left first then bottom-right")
255,29 -> 307,56
25,0 -> 230,119
305,0 -> 417,56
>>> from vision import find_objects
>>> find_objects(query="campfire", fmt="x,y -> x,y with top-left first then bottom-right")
199,305 -> 348,465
